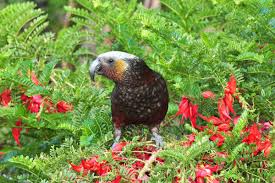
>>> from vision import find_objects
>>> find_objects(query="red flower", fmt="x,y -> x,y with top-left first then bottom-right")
28,95 -> 43,113
71,156 -> 111,176
217,123 -> 231,132
112,141 -> 128,152
111,175 -> 122,183
199,115 -> 223,126
202,91 -> 215,99
132,161 -> 145,169
96,162 -> 111,176
224,93 -> 235,115
176,97 -> 205,130
56,101 -> 73,113
242,124 -> 261,144
259,121 -> 272,132
254,138 -> 272,157
210,133 -> 225,147
12,120 -> 22,146
81,157 -> 99,171
21,94 -> 29,103
233,116 -> 240,125
196,164 -> 217,178
31,72 -> 40,85
70,163 -> 84,173
182,133 -> 196,147
176,97 -> 190,123
0,89 -> 11,106
217,99 -> 231,120
21,94 -> 43,113
189,103 -> 199,129
225,75 -> 236,95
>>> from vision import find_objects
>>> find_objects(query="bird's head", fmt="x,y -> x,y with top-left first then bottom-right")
90,51 -> 147,84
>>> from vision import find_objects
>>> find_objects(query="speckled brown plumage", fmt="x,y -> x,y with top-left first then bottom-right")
111,62 -> 168,129
89,51 -> 169,148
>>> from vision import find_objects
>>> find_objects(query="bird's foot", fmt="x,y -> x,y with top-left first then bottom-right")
111,142 -> 119,149
111,127 -> 121,150
151,132 -> 164,148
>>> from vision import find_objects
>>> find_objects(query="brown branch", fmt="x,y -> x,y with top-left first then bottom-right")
138,150 -> 161,179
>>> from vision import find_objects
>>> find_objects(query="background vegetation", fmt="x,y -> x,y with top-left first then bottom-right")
0,0 -> 274,182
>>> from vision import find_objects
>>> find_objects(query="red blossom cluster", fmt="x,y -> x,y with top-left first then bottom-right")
0,71 -> 73,147
68,75 -> 272,183
194,164 -> 219,183
176,97 -> 204,130
70,142 -> 164,182
0,89 -> 11,106
177,75 -> 272,157
242,124 -> 272,157
70,156 -> 111,176
175,75 -> 272,182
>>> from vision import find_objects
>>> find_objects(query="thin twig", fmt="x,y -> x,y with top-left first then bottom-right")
138,150 -> 161,179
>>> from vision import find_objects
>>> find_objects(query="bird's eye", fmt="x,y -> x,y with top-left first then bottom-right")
108,59 -> 114,63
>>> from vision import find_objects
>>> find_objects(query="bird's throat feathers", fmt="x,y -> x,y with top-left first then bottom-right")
114,59 -> 128,81
119,64 -> 156,87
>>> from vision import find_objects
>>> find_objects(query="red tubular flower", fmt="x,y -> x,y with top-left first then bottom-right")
70,163 -> 84,173
218,99 -> 231,120
132,161 -> 145,169
21,94 -> 29,103
112,141 -> 128,152
189,103 -> 199,129
242,124 -> 261,144
0,89 -> 11,106
111,175 -> 122,183
56,101 -> 73,113
195,164 -> 219,183
176,96 -> 190,123
199,115 -> 223,126
233,116 -> 240,125
210,133 -> 225,147
217,123 -> 231,132
27,95 -> 43,113
202,91 -> 215,99
96,162 -> 111,176
81,157 -> 98,171
254,138 -> 272,157
225,75 -> 236,95
224,93 -> 235,115
259,121 -> 272,132
71,156 -> 111,177
196,166 -> 212,178
12,120 -> 22,146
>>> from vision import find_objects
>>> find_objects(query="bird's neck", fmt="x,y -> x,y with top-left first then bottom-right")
117,66 -> 155,87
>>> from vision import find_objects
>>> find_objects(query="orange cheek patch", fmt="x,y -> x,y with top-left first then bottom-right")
114,59 -> 128,80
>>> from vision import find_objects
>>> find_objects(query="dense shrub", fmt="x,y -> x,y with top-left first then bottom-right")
0,0 -> 274,182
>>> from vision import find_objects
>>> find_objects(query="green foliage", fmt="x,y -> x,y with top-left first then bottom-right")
67,0 -> 274,119
0,0 -> 274,182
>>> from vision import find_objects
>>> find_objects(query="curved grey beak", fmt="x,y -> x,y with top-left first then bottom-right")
89,59 -> 101,81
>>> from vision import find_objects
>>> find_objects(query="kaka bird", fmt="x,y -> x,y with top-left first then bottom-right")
90,51 -> 169,148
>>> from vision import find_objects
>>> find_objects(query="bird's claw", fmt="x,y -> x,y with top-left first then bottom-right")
151,133 -> 164,148
111,142 -> 118,150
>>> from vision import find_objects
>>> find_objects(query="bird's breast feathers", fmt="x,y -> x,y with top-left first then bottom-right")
111,73 -> 168,124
